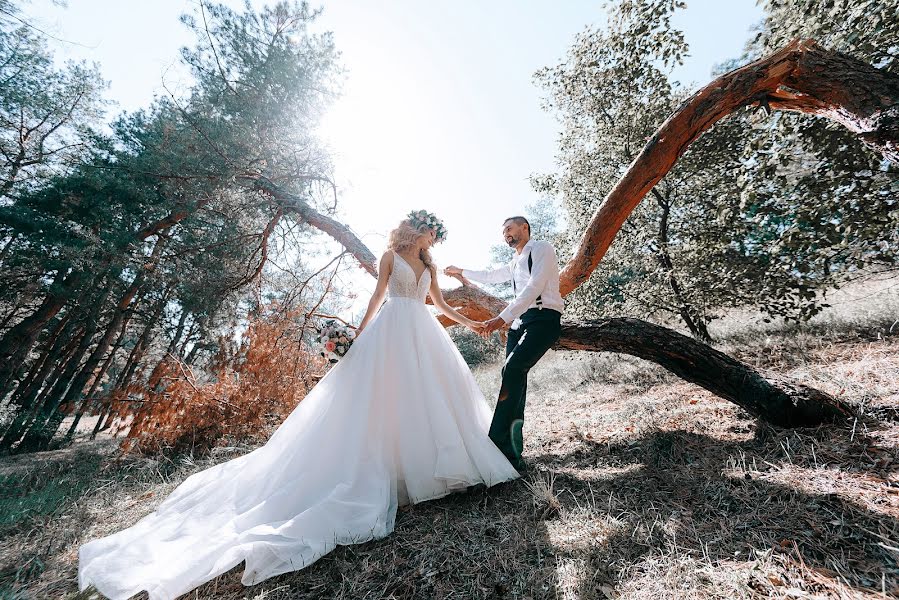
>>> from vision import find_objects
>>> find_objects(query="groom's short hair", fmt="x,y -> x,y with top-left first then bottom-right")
503,216 -> 530,234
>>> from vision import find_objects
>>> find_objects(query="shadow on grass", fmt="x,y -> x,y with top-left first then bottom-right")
185,478 -> 559,600
4,437 -> 557,600
9,421 -> 896,598
531,424 -> 898,597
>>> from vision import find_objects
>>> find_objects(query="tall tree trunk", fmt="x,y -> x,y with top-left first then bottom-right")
167,307 -> 190,357
23,273 -> 149,451
0,203 -> 206,403
127,305 -> 187,398
6,311 -> 74,408
14,335 -> 92,452
63,312 -> 131,441
25,239 -> 168,450
13,281 -> 113,452
0,318 -> 93,450
91,302 -> 172,440
89,404 -> 113,440
652,188 -> 713,342
71,295 -> 166,441
181,317 -> 205,365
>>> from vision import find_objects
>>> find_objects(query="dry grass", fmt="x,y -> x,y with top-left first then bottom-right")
1,279 -> 897,599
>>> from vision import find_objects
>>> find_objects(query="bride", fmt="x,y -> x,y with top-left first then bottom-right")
78,211 -> 520,600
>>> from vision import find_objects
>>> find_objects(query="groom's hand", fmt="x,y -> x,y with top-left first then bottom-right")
443,265 -> 463,276
479,316 -> 507,337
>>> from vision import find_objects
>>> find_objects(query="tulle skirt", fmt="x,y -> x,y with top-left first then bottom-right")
78,297 -> 519,600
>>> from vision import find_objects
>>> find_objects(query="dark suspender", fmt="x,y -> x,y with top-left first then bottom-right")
511,249 -> 543,309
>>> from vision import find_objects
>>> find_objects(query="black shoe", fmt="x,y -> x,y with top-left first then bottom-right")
512,459 -> 528,474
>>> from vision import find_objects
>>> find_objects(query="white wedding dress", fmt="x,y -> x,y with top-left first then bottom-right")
78,252 -> 519,600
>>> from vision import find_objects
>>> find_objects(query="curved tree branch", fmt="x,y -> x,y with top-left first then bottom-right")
560,39 -> 899,295
251,176 -> 378,277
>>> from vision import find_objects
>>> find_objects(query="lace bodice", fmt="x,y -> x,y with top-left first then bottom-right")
388,252 -> 431,302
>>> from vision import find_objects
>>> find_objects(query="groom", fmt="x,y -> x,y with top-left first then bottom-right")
445,216 -> 564,472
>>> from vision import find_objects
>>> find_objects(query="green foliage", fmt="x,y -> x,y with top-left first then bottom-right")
0,1 -> 345,450
0,10 -> 106,200
754,0 -> 899,73
738,0 -> 899,319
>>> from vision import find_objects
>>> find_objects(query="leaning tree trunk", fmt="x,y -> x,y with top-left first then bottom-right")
0,201 -> 209,403
252,39 -> 898,428
557,319 -> 852,427
14,281 -> 112,452
0,269 -> 86,399
22,239 -> 165,450
7,311 -> 75,409
0,323 -> 86,451
64,307 -> 133,441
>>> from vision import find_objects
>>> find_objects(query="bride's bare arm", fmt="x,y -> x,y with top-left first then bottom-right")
357,251 -> 393,335
428,270 -> 479,329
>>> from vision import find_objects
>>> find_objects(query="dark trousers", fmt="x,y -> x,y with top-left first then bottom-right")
488,308 -> 561,468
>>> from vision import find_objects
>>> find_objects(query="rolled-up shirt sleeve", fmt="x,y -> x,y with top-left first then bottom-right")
498,242 -> 556,323
462,264 -> 512,284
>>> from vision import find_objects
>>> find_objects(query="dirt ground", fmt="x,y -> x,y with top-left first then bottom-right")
1,279 -> 897,599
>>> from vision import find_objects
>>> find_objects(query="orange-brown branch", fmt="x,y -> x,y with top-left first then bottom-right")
559,39 -> 899,295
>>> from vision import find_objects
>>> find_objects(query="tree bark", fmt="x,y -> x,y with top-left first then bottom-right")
64,303 -> 139,442
0,199 -> 209,401
556,319 -> 852,427
29,273 -> 150,450
0,322 -> 84,451
0,269 -> 85,398
13,281 -> 112,452
7,311 -> 74,408
0,320 -> 90,452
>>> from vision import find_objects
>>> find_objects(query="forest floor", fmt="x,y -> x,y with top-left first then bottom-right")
1,278 -> 897,599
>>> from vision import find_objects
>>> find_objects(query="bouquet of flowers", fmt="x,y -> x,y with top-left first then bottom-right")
316,319 -> 356,363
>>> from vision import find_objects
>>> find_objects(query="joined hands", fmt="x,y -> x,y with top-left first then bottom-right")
468,316 -> 507,338
445,266 -> 507,337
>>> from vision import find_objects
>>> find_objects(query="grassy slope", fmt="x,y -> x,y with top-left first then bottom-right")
1,279 -> 897,599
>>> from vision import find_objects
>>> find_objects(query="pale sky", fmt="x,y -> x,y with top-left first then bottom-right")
26,0 -> 762,318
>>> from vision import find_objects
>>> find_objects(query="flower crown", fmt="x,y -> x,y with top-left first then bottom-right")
407,209 -> 448,243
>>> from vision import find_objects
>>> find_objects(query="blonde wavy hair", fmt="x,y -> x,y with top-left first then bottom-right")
387,219 -> 436,271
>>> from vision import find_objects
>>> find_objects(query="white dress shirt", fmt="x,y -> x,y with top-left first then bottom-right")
462,239 -> 565,324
